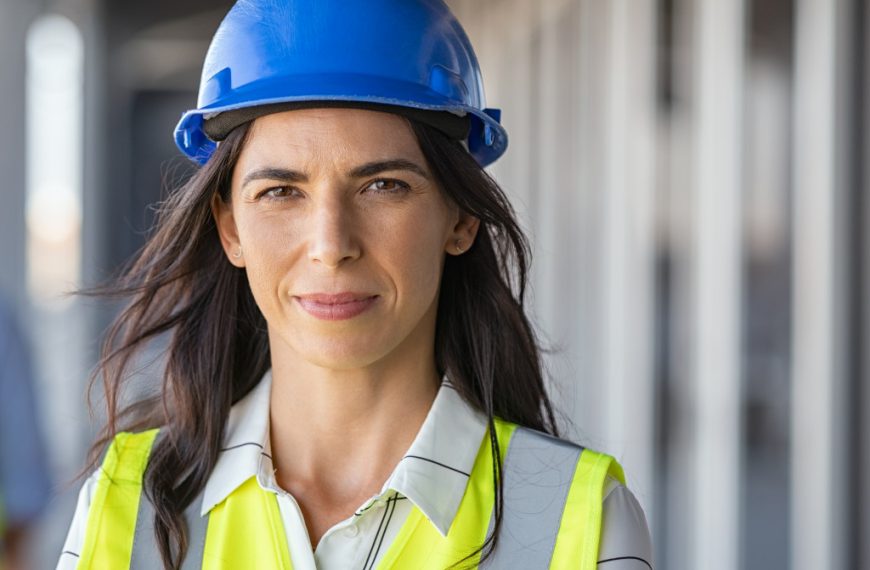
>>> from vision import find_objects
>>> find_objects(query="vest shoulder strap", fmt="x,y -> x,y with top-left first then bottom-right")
77,429 -> 160,570
482,423 -> 624,570
551,444 -> 625,569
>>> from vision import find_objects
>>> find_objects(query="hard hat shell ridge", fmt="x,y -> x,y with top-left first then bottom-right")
174,0 -> 508,167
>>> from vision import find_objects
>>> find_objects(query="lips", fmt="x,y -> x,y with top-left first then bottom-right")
294,292 -> 379,321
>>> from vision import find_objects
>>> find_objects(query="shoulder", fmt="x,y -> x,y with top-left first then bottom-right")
98,428 -> 162,478
600,475 -> 654,568
498,424 -> 653,566
57,469 -> 101,569
499,423 -> 626,484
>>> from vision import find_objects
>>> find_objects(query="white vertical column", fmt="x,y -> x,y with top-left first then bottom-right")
791,0 -> 849,568
600,0 -> 657,526
26,14 -> 85,306
567,0 -> 610,443
533,0 -> 566,332
490,0 -> 536,218
691,0 -> 744,569
25,11 -> 89,476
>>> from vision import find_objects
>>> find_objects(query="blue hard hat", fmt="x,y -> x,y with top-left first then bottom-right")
174,0 -> 508,167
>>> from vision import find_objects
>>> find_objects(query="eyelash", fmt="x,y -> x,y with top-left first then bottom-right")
257,179 -> 411,201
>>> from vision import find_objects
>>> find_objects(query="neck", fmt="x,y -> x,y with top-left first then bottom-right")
266,329 -> 440,500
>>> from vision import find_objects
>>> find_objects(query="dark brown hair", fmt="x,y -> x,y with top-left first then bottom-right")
79,116 -> 558,569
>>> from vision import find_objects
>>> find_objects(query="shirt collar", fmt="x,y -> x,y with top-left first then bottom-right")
200,369 -> 489,537
380,381 -> 488,536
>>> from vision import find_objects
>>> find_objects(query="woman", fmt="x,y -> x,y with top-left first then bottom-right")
58,0 -> 652,568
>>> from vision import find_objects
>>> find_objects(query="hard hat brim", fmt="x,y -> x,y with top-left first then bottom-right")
174,73 -> 507,167
202,100 -> 472,143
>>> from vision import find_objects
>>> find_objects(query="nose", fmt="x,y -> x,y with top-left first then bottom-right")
306,196 -> 360,268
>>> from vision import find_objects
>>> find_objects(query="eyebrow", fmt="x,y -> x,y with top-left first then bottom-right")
241,159 -> 431,189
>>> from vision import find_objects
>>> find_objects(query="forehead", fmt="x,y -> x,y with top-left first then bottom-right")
236,107 -> 425,171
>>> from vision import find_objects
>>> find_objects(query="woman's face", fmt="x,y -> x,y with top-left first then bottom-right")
213,108 -> 478,370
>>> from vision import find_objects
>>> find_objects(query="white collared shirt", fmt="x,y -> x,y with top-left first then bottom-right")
58,370 -> 653,569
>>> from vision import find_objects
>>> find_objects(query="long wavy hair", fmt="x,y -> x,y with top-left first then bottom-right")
79,116 -> 558,569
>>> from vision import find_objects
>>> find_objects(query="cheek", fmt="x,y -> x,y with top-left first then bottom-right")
380,207 -> 449,298
236,213 -> 300,308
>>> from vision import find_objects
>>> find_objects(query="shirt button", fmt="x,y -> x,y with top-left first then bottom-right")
343,525 -> 360,538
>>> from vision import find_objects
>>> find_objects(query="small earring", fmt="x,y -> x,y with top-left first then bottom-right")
232,246 -> 243,259
455,239 -> 465,254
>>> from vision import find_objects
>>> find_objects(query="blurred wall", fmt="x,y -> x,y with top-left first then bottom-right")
452,1 -> 865,569
0,0 -> 42,308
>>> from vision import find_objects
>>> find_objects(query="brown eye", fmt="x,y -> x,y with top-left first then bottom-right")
261,186 -> 298,200
366,179 -> 410,194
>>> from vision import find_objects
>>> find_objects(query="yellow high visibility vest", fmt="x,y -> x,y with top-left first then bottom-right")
76,419 -> 624,569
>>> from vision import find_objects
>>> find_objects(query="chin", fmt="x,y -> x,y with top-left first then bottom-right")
293,334 -> 396,371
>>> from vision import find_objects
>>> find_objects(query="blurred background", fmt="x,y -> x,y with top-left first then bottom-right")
0,0 -> 866,568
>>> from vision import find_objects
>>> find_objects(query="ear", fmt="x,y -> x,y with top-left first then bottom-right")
446,210 -> 481,256
211,192 -> 246,268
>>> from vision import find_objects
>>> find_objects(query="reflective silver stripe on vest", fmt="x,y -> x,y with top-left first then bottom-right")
480,427 -> 584,569
130,486 -> 208,569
